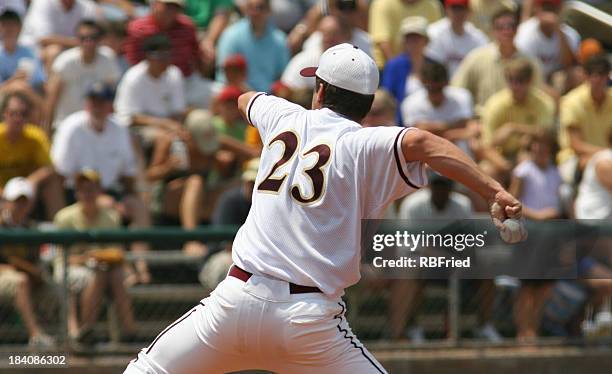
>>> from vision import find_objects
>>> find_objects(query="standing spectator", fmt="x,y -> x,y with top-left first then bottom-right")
0,92 -> 65,220
185,0 -> 234,65
515,0 -> 579,80
53,169 -> 137,343
114,34 -> 187,144
451,8 -> 543,114
44,20 -> 120,131
426,0 -> 488,79
20,0 -> 98,70
281,15 -> 351,91
51,82 -> 151,284
0,10 -> 46,91
216,0 -> 290,93
368,0 -> 442,69
481,58 -> 555,166
574,130 -> 612,220
401,61 -> 474,155
362,89 -> 398,127
125,0 -> 214,108
0,177 -> 56,348
147,109 -> 220,255
508,130 -> 561,340
380,16 -> 429,124
558,55 -> 612,175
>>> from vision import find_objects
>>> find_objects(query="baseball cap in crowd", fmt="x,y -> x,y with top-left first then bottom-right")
400,16 -> 429,38
223,54 -> 247,71
143,34 -> 172,55
154,0 -> 185,7
2,177 -> 34,201
75,168 -> 102,185
578,39 -> 603,64
445,0 -> 469,7
216,86 -> 243,103
535,0 -> 562,6
86,81 -> 115,101
300,43 -> 378,95
185,109 -> 219,154
242,158 -> 260,182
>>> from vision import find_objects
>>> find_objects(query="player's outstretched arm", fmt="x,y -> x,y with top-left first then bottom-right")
402,129 -> 526,241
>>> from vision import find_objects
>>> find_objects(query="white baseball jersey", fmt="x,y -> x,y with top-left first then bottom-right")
232,94 -> 428,297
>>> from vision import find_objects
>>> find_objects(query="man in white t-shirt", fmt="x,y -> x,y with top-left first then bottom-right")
52,82 -> 152,284
426,0 -> 488,79
20,0 -> 98,70
124,44 -> 525,373
401,60 -> 474,155
114,33 -> 187,143
44,20 -> 120,130
281,15 -> 351,91
515,0 -> 580,78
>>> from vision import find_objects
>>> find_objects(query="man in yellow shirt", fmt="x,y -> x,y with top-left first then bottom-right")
558,55 -> 612,169
451,8 -> 543,114
0,92 -> 64,219
482,57 -> 555,164
369,0 -> 442,69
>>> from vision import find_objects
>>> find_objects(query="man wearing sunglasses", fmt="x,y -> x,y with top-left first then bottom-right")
44,19 -> 121,131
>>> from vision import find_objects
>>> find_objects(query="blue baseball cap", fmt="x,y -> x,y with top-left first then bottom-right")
86,81 -> 115,101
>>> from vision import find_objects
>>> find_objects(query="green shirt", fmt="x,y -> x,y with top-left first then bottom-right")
212,115 -> 246,141
186,0 -> 234,29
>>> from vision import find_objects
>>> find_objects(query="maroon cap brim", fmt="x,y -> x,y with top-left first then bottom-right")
300,67 -> 318,77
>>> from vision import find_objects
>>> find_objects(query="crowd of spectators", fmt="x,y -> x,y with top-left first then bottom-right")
0,0 -> 610,348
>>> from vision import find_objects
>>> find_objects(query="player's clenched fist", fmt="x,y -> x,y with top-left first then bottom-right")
489,190 -> 528,244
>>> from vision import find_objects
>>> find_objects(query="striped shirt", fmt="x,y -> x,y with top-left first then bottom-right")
125,14 -> 200,77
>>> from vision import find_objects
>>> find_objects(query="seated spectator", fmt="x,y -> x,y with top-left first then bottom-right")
426,0 -> 488,79
575,129 -> 612,220
0,177 -> 56,348
53,169 -> 137,343
368,0 -> 442,69
0,10 -> 46,92
381,16 -> 430,125
125,0 -> 216,108
216,0 -> 290,93
100,20 -> 130,76
508,130 -> 561,341
481,58 -> 555,167
20,0 -> 99,72
281,15 -> 351,91
184,0 -> 234,65
567,38 -> 604,94
0,92 -> 65,220
452,8 -> 543,114
51,82 -> 151,284
222,54 -> 250,92
362,89 -> 399,127
114,34 -> 187,145
401,61 -> 474,156
199,158 -> 260,291
515,0 -> 579,81
558,55 -> 612,179
147,109 -> 220,255
45,19 -> 121,131
469,0 -> 516,37
397,174 -> 501,342
299,0 -> 372,57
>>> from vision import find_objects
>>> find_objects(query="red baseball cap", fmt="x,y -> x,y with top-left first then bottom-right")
445,0 -> 469,7
223,54 -> 247,70
535,0 -> 562,6
216,86 -> 243,103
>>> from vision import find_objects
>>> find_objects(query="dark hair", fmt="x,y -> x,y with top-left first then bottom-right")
1,91 -> 31,116
491,8 -> 518,26
315,77 -> 374,122
77,19 -> 105,37
527,127 -> 559,163
421,61 -> 448,84
0,9 -> 21,24
102,20 -> 127,38
143,33 -> 172,53
584,54 -> 611,75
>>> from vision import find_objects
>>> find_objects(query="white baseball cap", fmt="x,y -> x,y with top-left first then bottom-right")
300,43 -> 379,95
2,177 -> 34,201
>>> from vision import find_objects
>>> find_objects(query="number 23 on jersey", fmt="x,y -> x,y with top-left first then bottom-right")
257,130 -> 331,205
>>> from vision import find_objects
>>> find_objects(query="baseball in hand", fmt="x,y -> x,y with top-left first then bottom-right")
499,218 -> 528,244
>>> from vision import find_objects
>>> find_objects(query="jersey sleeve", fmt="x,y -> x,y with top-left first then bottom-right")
245,93 -> 305,144
348,127 -> 429,218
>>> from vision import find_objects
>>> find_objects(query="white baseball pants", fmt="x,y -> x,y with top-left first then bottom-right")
124,272 -> 387,374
